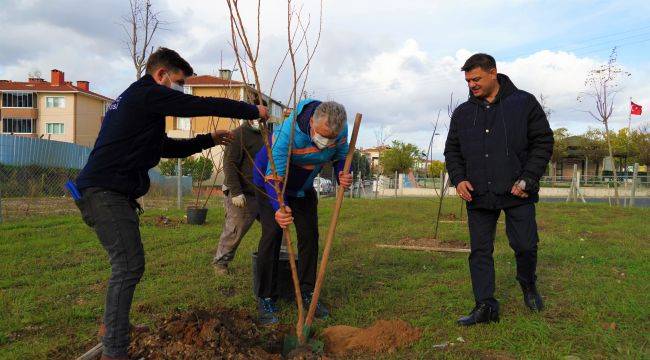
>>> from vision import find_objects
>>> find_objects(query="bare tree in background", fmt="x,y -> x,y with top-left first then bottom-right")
578,47 -> 631,206
121,0 -> 163,79
539,94 -> 554,181
540,93 -> 553,120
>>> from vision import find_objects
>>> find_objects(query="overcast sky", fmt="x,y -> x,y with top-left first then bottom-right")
1,0 -> 649,156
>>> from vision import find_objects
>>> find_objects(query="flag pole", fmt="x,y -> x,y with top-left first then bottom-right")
625,97 -> 632,177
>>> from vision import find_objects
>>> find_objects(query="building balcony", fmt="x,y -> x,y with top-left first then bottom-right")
0,107 -> 38,119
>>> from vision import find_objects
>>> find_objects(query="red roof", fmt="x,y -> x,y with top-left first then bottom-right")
0,80 -> 113,102
185,75 -> 245,86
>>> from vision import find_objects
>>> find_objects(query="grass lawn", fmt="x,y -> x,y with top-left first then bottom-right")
1,198 -> 649,359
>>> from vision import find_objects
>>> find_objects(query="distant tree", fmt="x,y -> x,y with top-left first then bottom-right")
189,157 -> 214,182
159,158 -> 177,176
578,47 -> 631,205
550,128 -> 569,180
380,140 -> 421,175
427,160 -> 445,177
158,157 -> 213,181
635,125 -> 650,166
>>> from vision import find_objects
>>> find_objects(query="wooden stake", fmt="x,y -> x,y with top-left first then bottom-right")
76,343 -> 102,360
376,244 -> 470,253
305,114 -> 362,328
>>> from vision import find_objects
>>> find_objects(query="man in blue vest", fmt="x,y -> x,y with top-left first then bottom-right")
252,99 -> 352,325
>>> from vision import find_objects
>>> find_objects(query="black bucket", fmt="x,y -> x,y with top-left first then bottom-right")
252,251 -> 300,300
186,207 -> 208,225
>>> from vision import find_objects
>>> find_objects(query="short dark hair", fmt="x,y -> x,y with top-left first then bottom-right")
461,53 -> 496,72
145,47 -> 194,76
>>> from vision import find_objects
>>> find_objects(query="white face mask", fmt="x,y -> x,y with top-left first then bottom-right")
165,73 -> 184,92
312,133 -> 335,150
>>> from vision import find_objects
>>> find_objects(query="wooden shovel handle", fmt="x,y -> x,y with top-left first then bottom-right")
305,113 -> 362,327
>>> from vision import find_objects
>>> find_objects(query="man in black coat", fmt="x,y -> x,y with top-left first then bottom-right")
75,47 -> 268,360
444,53 -> 553,326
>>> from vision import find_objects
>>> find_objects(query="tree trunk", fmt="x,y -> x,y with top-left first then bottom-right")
604,121 -> 620,205
551,162 -> 557,185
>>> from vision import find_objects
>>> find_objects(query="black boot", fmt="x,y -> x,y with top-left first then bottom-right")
457,303 -> 499,326
521,283 -> 544,311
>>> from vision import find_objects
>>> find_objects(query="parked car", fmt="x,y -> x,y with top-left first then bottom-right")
313,176 -> 333,193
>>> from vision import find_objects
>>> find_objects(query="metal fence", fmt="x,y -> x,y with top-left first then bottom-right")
0,134 -> 91,169
362,168 -> 650,207
1,134 -> 648,222
0,135 -> 195,222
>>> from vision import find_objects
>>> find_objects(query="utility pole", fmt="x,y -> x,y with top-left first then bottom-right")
177,158 -> 182,209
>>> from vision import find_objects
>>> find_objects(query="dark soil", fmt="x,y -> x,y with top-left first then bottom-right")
129,308 -> 290,359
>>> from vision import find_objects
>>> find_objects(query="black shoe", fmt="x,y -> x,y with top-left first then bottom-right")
521,283 -> 544,311
258,297 -> 279,326
302,293 -> 329,319
457,303 -> 499,326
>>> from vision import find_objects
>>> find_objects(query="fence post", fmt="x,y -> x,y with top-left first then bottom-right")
177,158 -> 182,209
630,163 -> 639,207
394,171 -> 398,197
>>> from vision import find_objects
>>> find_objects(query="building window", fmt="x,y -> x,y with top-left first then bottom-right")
271,102 -> 283,118
2,92 -> 35,108
46,96 -> 66,108
2,118 -> 34,133
46,123 -> 65,134
176,117 -> 191,131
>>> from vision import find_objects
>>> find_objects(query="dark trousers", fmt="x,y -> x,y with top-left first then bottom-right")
467,203 -> 539,311
255,187 -> 319,299
76,188 -> 144,358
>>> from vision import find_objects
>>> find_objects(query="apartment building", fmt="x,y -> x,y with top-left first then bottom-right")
0,69 -> 113,147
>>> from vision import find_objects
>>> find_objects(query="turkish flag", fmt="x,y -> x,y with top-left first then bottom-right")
631,102 -> 642,115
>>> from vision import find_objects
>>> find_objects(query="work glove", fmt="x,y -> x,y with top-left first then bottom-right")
231,194 -> 246,208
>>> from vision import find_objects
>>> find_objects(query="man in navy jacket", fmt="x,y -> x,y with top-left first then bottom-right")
444,53 -> 553,326
75,47 -> 268,360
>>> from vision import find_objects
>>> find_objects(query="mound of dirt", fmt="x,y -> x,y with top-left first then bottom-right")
128,308 -> 288,359
321,319 -> 421,357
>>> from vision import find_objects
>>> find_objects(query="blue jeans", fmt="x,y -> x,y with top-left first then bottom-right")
76,188 -> 144,358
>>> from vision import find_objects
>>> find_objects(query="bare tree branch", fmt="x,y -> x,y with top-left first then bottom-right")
121,0 -> 163,79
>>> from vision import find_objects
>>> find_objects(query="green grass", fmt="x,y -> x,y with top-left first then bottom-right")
1,198 -> 649,359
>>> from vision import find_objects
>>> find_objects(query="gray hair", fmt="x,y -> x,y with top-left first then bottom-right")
313,101 -> 347,134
